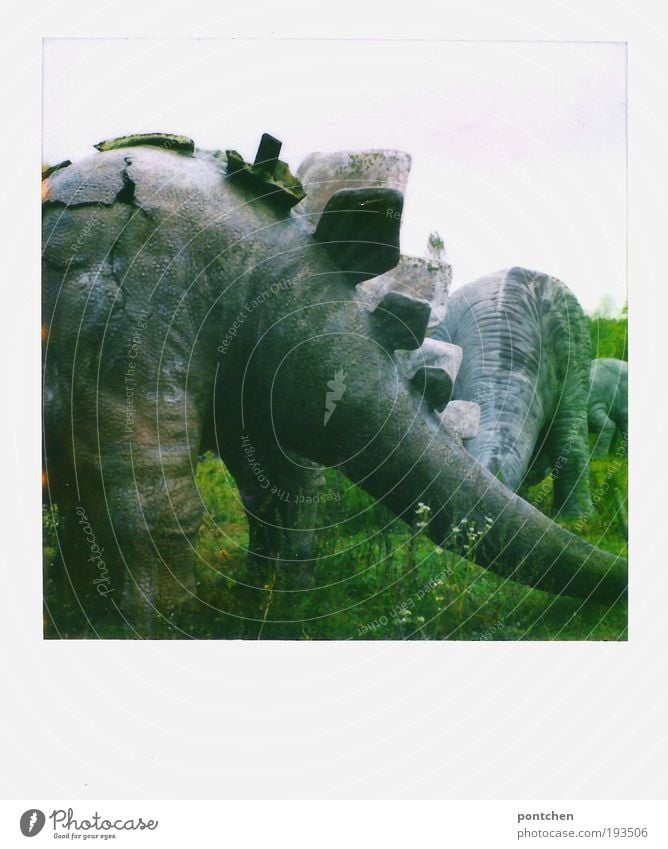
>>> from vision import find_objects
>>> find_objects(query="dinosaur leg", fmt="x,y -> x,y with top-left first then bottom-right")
589,408 -> 617,459
549,403 -> 593,519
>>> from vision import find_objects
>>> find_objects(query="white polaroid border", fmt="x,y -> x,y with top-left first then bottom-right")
1,0 -> 666,803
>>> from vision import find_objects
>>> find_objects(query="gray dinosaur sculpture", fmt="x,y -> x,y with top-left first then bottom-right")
588,358 -> 628,458
433,267 -> 593,518
42,134 -> 626,636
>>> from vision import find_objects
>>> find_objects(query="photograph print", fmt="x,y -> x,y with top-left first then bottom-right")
41,39 -> 628,639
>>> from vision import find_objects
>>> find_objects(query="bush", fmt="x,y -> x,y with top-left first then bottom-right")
588,313 -> 627,361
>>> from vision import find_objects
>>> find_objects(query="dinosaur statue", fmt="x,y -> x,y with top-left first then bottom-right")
433,267 -> 593,518
588,358 -> 628,458
42,134 -> 626,636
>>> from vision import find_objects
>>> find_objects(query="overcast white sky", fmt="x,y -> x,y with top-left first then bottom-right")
43,39 -> 626,312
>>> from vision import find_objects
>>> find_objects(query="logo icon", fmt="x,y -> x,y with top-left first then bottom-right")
20,809 -> 46,837
324,369 -> 347,426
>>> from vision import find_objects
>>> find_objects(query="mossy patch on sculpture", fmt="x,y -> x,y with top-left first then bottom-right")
42,160 -> 72,179
226,149 -> 306,207
94,133 -> 195,154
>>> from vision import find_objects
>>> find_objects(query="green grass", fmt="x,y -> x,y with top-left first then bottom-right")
588,313 -> 628,361
188,453 -> 627,641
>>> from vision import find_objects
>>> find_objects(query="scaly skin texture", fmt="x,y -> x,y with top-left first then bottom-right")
433,268 -> 593,518
588,358 -> 628,458
42,146 -> 625,636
